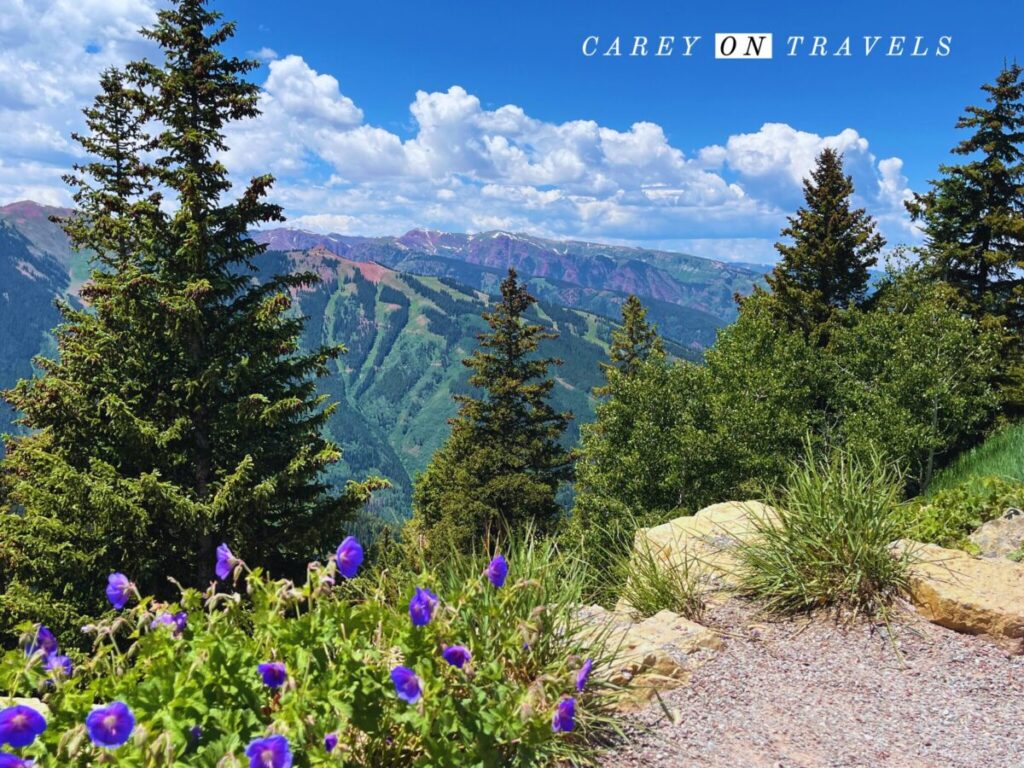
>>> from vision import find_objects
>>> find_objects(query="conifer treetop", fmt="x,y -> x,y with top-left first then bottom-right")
766,147 -> 885,337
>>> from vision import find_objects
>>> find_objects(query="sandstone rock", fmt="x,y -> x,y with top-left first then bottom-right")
894,540 -> 1024,647
578,605 -> 723,710
969,507 -> 1024,558
635,500 -> 778,588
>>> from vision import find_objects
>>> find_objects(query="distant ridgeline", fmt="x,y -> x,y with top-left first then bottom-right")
0,201 -> 763,520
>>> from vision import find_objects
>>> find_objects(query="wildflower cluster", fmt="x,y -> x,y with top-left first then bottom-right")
0,539 -> 607,766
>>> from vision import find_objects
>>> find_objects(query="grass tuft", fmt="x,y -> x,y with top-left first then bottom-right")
618,541 -> 706,623
736,444 -> 911,618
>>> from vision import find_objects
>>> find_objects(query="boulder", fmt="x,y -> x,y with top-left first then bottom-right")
969,507 -> 1024,558
635,501 -> 778,588
578,605 -> 723,710
894,540 -> 1024,647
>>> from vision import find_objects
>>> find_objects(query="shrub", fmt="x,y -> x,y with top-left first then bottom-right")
735,445 -> 911,617
903,476 -> 1024,551
0,534 -> 614,766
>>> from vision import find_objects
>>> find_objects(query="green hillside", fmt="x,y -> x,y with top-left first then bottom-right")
0,219 -> 68,438
274,251 -> 625,521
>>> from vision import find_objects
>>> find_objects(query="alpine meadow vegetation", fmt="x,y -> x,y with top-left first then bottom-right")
0,533 -> 616,766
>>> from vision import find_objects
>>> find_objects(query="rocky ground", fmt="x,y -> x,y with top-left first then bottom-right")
600,597 -> 1024,768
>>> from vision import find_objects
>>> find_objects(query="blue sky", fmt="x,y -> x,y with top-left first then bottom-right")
2,0 -> 1022,262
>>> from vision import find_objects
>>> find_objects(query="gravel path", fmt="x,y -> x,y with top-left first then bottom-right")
601,598 -> 1024,768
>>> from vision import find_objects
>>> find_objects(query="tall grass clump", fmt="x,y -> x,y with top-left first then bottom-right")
736,444 -> 911,617
574,510 -> 706,622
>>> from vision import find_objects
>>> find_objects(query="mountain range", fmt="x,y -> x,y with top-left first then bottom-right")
0,201 -> 764,519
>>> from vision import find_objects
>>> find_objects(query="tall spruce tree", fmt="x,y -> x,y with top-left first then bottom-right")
0,0 -> 365,639
599,295 -> 664,384
766,148 -> 885,339
907,64 -> 1024,333
409,269 -> 572,556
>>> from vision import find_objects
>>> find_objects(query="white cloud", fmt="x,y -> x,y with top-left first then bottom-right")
249,47 -> 278,62
0,0 -> 159,194
0,2 -> 919,264
702,123 -> 869,183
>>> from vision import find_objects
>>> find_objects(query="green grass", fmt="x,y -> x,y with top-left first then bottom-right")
617,541 -> 706,622
927,422 -> 1024,496
574,507 -> 706,622
736,444 -> 911,617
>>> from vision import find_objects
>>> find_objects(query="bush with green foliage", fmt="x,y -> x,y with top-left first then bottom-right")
735,445 -> 911,617
571,292 -> 829,596
902,476 -> 1024,551
0,534 -> 614,767
832,273 -> 999,491
699,293 -> 830,493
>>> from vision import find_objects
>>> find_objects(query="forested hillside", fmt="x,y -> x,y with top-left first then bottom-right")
269,249 -> 632,519
252,227 -> 761,352
0,203 -> 720,519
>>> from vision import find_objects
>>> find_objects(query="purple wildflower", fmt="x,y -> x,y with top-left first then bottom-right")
441,645 -> 472,669
551,697 -> 576,733
390,665 -> 422,703
576,658 -> 593,691
485,554 -> 508,588
324,732 -> 338,753
44,654 -> 73,679
85,702 -> 135,748
408,587 -> 439,627
24,625 -> 57,658
245,734 -> 292,768
215,543 -> 236,581
105,572 -> 133,610
0,706 -> 46,748
335,536 -> 364,579
150,611 -> 188,637
0,753 -> 34,768
258,661 -> 287,689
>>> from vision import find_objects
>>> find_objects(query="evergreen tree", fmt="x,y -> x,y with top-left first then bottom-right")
599,295 -> 664,384
907,63 -> 1024,404
0,0 -> 366,639
409,269 -> 572,556
766,148 -> 885,339
61,66 -> 159,266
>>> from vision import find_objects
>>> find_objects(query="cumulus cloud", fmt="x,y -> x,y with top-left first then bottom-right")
0,3 -> 918,264
221,61 -> 915,261
0,0 -> 159,169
